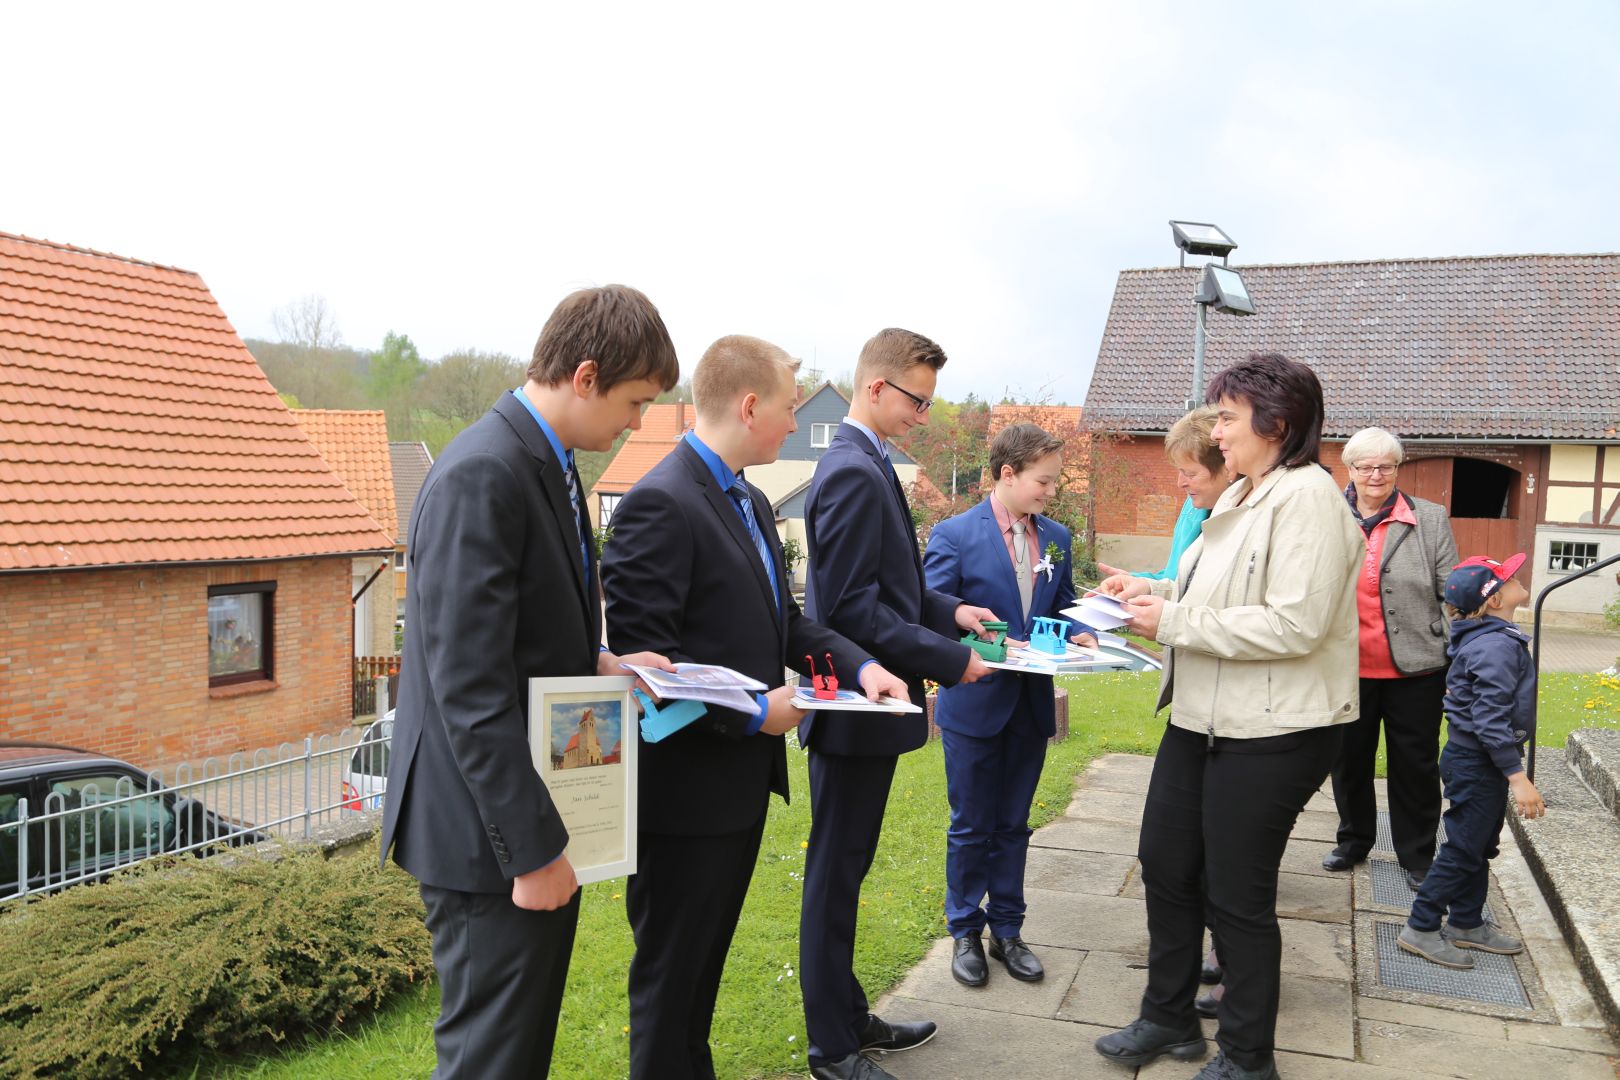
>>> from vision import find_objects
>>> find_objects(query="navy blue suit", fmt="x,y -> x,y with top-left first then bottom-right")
603,438 -> 871,1080
800,421 -> 969,1068
924,499 -> 1077,938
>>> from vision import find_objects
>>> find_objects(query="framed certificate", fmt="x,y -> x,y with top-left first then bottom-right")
528,675 -> 637,885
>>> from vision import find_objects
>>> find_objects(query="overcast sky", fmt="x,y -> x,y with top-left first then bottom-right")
7,1 -> 1618,403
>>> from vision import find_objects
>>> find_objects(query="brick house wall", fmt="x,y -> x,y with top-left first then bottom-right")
1093,435 -> 1347,570
0,557 -> 356,767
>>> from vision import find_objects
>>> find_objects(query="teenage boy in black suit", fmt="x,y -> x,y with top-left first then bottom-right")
602,335 -> 910,1080
799,328 -> 999,1080
382,285 -> 680,1080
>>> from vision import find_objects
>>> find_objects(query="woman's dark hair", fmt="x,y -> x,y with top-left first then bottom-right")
1205,352 -> 1324,472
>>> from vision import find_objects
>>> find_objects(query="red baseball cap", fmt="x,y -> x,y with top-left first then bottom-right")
1444,553 -> 1526,611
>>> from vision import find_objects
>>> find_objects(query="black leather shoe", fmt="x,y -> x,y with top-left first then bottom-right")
1195,981 -> 1224,1018
950,934 -> 988,987
988,935 -> 1045,982
1094,1016 -> 1206,1066
1405,867 -> 1427,892
1200,946 -> 1222,984
859,1013 -> 937,1053
810,1053 -> 899,1080
1321,847 -> 1362,872
1192,1050 -> 1282,1079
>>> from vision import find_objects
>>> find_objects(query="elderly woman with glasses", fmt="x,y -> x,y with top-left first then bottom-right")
1322,428 -> 1459,892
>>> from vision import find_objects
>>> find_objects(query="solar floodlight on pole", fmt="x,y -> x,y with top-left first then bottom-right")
1169,220 -> 1254,408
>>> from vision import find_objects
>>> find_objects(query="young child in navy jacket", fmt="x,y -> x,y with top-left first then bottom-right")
1398,553 -> 1546,969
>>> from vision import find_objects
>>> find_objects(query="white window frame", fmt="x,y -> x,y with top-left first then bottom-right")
811,423 -> 837,449
599,493 -> 623,528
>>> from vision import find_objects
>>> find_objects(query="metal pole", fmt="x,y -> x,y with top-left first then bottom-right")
1528,551 -> 1620,781
1190,301 -> 1208,408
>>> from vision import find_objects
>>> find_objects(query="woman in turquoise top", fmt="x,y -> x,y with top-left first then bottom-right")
1098,406 -> 1230,582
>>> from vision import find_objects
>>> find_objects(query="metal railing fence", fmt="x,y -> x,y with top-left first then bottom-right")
1,725 -> 391,906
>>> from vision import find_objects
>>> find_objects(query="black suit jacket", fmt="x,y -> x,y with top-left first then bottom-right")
802,422 -> 967,757
381,392 -> 600,893
602,440 -> 870,836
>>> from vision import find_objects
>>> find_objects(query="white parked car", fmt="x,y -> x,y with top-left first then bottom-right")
341,712 -> 392,812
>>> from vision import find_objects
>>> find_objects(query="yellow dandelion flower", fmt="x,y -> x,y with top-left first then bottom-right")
801,840 -> 809,849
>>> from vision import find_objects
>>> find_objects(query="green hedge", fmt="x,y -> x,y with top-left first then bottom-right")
0,842 -> 432,1079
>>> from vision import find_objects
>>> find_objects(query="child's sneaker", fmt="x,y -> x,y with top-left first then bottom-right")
1443,920 -> 1524,955
1398,925 -> 1475,969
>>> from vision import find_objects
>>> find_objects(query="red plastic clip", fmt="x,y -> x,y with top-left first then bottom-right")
806,653 -> 840,700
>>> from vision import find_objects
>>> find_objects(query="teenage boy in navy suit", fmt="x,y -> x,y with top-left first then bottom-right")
799,328 -> 998,1080
923,422 -> 1096,987
382,285 -> 680,1079
602,335 -> 910,1080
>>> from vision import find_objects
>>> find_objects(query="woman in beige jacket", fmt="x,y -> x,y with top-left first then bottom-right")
1092,353 -> 1362,1080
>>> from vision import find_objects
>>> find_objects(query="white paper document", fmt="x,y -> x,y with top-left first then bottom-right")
623,662 -> 766,713
1061,597 -> 1130,630
985,643 -> 1115,674
789,686 -> 922,713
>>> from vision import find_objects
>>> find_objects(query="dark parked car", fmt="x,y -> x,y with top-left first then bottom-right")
0,740 -> 267,902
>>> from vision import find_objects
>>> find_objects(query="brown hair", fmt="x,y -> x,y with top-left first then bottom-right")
527,284 -> 680,393
990,423 -> 1065,481
1164,405 -> 1225,474
853,327 -> 947,386
1204,352 -> 1324,472
692,335 -> 802,420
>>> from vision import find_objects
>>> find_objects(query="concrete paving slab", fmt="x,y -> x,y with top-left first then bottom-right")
1277,869 -> 1353,925
1073,751 -> 1156,794
1279,836 -> 1340,877
885,937 -> 1083,1019
1029,814 -> 1142,857
1274,972 -> 1355,1059
1357,1018 -> 1620,1079
1287,809 -> 1342,844
1355,994 -> 1508,1039
1119,868 -> 1350,926
1502,1018 -> 1620,1055
1021,888 -> 1151,956
1064,785 -> 1147,824
1055,949 -> 1149,1029
869,996 -> 1140,1079
1023,846 -> 1137,897
1280,918 -> 1354,981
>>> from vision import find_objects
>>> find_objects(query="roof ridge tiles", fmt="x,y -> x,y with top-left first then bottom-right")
1122,251 -> 1620,275
0,231 -> 197,276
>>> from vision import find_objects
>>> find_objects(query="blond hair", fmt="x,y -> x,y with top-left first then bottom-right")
692,335 -> 801,421
853,327 -> 947,386
1164,405 -> 1224,474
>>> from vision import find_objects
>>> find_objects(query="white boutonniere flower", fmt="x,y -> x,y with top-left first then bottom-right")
1035,539 -> 1064,582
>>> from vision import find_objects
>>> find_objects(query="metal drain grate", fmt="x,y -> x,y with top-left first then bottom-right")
1373,920 -> 1529,1008
1374,809 -> 1446,854
1368,858 -> 1495,921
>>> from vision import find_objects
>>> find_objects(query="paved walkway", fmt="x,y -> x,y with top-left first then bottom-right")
871,753 -> 1619,1079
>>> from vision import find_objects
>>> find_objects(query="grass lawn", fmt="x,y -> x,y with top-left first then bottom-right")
191,669 -> 1618,1079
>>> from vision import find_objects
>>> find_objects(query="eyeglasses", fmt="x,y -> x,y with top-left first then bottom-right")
1350,463 -> 1398,477
884,379 -> 934,414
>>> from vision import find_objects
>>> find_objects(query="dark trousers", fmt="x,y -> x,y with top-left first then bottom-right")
1138,722 -> 1342,1071
800,751 -> 897,1067
419,882 -> 581,1080
1329,672 -> 1446,873
1408,743 -> 1508,932
626,813 -> 770,1080
941,705 -> 1047,938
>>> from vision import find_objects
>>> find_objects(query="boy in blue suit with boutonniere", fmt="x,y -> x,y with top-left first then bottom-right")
923,422 -> 1096,988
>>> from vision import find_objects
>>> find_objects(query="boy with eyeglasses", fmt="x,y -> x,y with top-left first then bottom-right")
797,328 -> 998,1080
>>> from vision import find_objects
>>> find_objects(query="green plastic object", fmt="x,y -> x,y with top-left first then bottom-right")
961,621 -> 1009,663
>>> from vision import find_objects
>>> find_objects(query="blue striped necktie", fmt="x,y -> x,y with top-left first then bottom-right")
563,455 -> 587,577
729,483 -> 780,612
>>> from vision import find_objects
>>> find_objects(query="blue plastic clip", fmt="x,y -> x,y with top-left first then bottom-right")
635,689 -> 708,743
1029,616 -> 1067,655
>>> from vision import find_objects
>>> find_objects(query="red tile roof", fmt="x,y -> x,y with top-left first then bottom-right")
590,401 -> 695,495
0,232 -> 395,571
1084,254 -> 1620,439
292,410 -> 398,541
